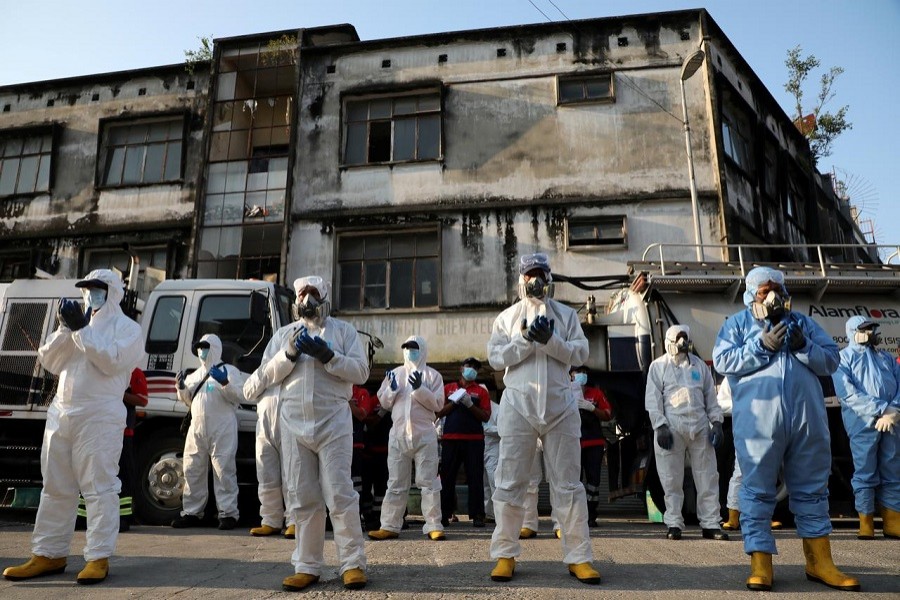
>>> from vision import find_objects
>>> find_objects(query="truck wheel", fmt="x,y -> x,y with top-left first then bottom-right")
134,434 -> 186,526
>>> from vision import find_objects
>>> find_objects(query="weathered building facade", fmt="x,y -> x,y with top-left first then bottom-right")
0,65 -> 211,294
0,9 -> 866,373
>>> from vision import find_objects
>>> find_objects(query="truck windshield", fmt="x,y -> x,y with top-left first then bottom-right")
196,294 -> 272,371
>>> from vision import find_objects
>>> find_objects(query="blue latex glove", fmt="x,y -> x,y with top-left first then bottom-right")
709,421 -> 724,449
286,326 -> 307,361
209,364 -> 229,386
386,369 -> 398,391
408,371 -> 423,390
656,424 -> 674,451
528,316 -> 555,344
298,333 -> 335,364
175,370 -> 187,390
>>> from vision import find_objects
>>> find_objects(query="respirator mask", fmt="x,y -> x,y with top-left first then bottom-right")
853,326 -> 881,347
751,290 -> 791,323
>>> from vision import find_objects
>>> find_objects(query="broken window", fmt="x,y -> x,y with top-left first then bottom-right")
721,102 -> 754,174
343,92 -> 442,166
557,73 -> 615,105
0,129 -> 53,197
567,216 -> 627,248
98,116 -> 184,186
336,230 -> 439,310
83,245 -> 169,297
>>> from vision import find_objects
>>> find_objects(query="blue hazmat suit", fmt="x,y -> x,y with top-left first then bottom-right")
712,267 -> 840,554
832,316 -> 900,515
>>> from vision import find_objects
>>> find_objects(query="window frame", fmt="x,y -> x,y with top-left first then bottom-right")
556,72 -> 616,106
334,228 -> 441,313
95,111 -> 188,189
0,124 -> 57,199
565,215 -> 628,249
340,89 -> 443,168
720,99 -> 755,176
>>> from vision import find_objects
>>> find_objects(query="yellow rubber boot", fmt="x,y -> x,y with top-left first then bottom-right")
284,524 -> 296,539
3,555 -> 67,581
722,509 -> 740,530
746,552 -> 773,591
770,519 -> 783,530
428,530 -> 446,540
250,524 -> 279,537
554,529 -> 561,539
882,506 -> 900,539
367,529 -> 398,540
802,537 -> 860,591
76,558 -> 109,585
282,573 -> 319,591
857,513 -> 875,540
490,557 -> 515,582
568,562 -> 601,584
519,528 -> 536,539
342,567 -> 367,590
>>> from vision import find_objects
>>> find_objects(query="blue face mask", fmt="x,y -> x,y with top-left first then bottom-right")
198,348 -> 210,361
88,288 -> 107,311
462,367 -> 477,381
573,373 -> 588,386
404,349 -> 421,363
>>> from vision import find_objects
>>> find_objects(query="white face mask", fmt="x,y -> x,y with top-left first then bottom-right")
573,372 -> 588,386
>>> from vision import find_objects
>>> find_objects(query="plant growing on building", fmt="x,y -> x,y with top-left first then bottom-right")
784,45 -> 851,163
184,36 -> 214,76
261,33 -> 299,66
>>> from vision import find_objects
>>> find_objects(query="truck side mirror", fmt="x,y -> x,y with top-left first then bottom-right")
249,290 -> 269,327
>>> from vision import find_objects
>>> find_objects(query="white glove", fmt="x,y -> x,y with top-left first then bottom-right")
577,399 -> 595,412
460,394 -> 474,408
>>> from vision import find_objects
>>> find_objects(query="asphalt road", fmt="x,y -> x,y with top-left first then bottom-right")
1,513 -> 898,599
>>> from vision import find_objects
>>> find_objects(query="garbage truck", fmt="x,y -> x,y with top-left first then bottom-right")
579,243 -> 900,522
0,273 -> 296,525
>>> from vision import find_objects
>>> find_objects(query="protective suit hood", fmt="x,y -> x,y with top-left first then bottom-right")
77,269 -> 126,310
665,325 -> 690,343
293,276 -> 329,301
742,266 -> 787,308
197,333 -> 223,368
402,334 -> 427,369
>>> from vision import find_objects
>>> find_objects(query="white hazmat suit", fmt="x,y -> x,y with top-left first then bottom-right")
177,334 -> 245,521
249,277 -> 369,579
487,270 -> 593,567
645,325 -> 723,531
33,269 -> 144,562
375,335 -> 445,535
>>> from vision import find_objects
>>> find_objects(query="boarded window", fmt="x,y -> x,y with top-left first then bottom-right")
343,92 -> 442,166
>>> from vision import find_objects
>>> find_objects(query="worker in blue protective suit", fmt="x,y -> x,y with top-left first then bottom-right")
713,266 -> 859,592
832,316 -> 900,540
486,252 -> 600,585
3,270 -> 144,585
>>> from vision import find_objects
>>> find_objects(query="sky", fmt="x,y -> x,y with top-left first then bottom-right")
1,0 -> 898,250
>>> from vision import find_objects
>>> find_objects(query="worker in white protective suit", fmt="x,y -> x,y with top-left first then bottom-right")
486,252 -> 600,585
246,276 -> 370,592
368,335 -> 446,540
242,371 -> 295,539
4,269 -> 143,585
172,334 -> 245,530
645,325 -> 728,542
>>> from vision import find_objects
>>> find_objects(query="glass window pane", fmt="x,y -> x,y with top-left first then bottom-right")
222,192 -> 245,225
203,194 -> 224,226
338,263 -> 361,310
228,129 -> 249,160
224,161 -> 248,192
23,137 -> 42,154
213,102 -> 235,132
198,227 -> 221,259
0,158 -> 19,195
216,72 -> 237,101
108,126 -> 128,145
365,238 -> 389,259
122,146 -> 145,184
394,97 -> 417,116
127,125 -> 148,144
36,154 -> 51,191
15,156 -> 38,193
41,134 -> 53,152
417,115 -> 440,160
390,235 -> 416,258
104,147 -> 125,185
368,121 -> 391,163
218,226 -> 242,259
415,258 -> 439,307
272,96 -> 291,127
147,122 -> 168,142
416,232 -> 439,255
347,101 -> 368,122
264,189 -> 284,222
370,98 -> 391,119
418,94 -> 440,112
389,259 -> 413,308
345,122 -> 366,165
267,157 -> 287,188
559,80 -> 583,102
207,162 -> 227,194
209,132 -> 230,162
585,78 -> 610,99
247,168 -> 268,192
143,144 -> 165,183
393,118 -> 415,161
168,119 -> 183,140
364,262 -> 387,308
164,141 -> 182,180
244,191 -> 267,219
339,237 -> 364,260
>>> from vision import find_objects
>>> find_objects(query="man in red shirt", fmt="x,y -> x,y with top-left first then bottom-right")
570,366 -> 612,527
349,385 -> 377,528
437,357 -> 492,527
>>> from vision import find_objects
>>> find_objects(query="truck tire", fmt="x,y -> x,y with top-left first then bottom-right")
134,433 -> 186,526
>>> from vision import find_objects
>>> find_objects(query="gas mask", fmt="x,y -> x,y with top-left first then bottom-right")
404,349 -> 421,363
665,336 -> 692,357
573,372 -> 588,386
750,291 -> 791,323
462,367 -> 477,381
853,327 -> 881,347
85,288 -> 107,311
293,294 -> 329,322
